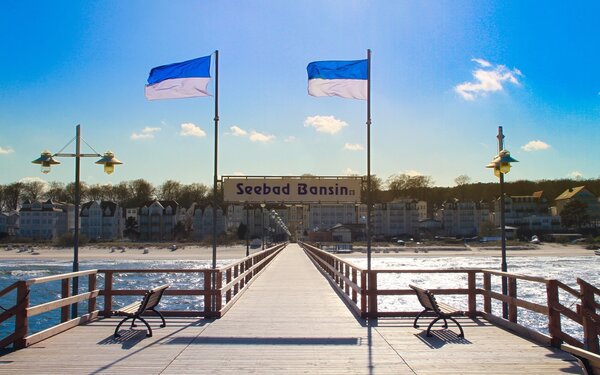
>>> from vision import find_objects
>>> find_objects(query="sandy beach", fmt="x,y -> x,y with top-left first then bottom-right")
0,242 -> 596,261
0,244 -> 252,261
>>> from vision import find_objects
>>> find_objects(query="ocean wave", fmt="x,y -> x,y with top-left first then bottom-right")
9,269 -> 52,278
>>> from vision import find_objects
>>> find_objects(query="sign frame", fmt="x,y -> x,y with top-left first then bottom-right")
222,176 -> 363,204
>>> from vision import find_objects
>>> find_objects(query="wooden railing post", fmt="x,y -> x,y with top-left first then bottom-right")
61,278 -> 70,322
215,270 -> 223,315
368,271 -> 378,318
14,281 -> 29,350
508,277 -> 518,323
467,271 -> 476,317
546,279 -> 562,347
352,268 -> 358,303
103,271 -> 113,316
233,264 -> 239,296
225,269 -> 232,303
483,272 -> 492,314
344,264 -> 350,296
578,278 -> 600,353
88,273 -> 97,314
360,271 -> 367,318
204,271 -> 212,315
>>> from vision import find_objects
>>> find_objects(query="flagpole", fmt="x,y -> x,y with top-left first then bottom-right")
212,49 -> 219,272
366,49 -> 372,271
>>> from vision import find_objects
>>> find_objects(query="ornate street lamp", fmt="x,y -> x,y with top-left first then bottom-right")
486,126 -> 518,319
32,124 -> 122,319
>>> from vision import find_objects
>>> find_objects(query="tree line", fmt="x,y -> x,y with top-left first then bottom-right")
1,174 -> 598,212
0,179 -> 212,211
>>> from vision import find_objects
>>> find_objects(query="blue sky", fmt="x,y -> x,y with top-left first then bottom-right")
1,1 -> 599,189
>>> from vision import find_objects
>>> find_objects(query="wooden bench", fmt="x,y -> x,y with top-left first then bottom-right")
112,284 -> 170,338
409,284 -> 465,337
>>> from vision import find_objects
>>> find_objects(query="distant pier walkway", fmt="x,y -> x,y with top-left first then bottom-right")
0,244 -> 582,374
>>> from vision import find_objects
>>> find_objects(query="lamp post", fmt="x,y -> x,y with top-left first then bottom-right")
486,126 -> 518,319
260,203 -> 266,250
32,125 -> 122,319
245,204 -> 250,256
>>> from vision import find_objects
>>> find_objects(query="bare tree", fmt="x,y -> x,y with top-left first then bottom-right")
1,182 -> 23,210
45,181 -> 68,202
454,175 -> 472,186
21,180 -> 48,201
158,180 -> 182,201
386,173 -> 433,197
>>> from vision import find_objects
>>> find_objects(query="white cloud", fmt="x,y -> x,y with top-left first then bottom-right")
233,171 -> 246,176
454,59 -> 523,100
18,177 -> 50,191
344,167 -> 360,175
0,146 -> 14,155
229,126 -> 248,137
472,58 -> 492,68
403,170 -> 423,177
179,123 -> 206,137
284,136 -> 296,143
131,126 -> 161,140
304,115 -> 348,134
569,171 -> 583,179
249,131 -> 275,143
344,143 -> 364,151
522,140 -> 550,152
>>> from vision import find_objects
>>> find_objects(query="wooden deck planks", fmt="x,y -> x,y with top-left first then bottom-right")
0,244 -> 585,374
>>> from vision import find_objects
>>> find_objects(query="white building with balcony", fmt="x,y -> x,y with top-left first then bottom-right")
80,201 -> 124,240
18,200 -> 73,240
138,200 -> 179,241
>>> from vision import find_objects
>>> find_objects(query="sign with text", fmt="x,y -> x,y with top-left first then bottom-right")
223,177 -> 362,204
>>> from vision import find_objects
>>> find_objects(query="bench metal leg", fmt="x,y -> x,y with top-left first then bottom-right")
426,315 -> 464,338
114,317 -> 131,338
151,308 -> 167,328
113,315 -> 153,337
447,316 -> 464,338
413,308 -> 430,328
426,317 -> 443,336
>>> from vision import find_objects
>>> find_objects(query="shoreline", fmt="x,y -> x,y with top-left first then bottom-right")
0,242 -> 596,261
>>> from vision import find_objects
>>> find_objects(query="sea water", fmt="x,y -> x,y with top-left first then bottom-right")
0,255 -> 598,343
347,255 -> 600,341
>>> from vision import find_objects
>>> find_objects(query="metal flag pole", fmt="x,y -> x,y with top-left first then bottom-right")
211,50 -> 219,314
72,125 -> 81,319
497,126 -> 508,319
366,49 -> 372,271
212,49 -> 219,271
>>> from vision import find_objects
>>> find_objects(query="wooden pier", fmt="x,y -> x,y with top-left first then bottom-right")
0,244 -> 594,374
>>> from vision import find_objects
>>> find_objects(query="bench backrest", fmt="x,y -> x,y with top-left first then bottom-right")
409,284 -> 441,314
136,284 -> 170,315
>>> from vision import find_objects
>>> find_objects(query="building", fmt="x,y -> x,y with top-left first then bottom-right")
494,191 -> 560,232
372,199 -> 426,238
18,200 -> 73,240
439,199 -> 490,237
554,186 -> 600,222
0,211 -> 19,238
138,200 -> 179,241
192,205 -> 226,240
80,201 -> 124,241
306,204 -> 359,231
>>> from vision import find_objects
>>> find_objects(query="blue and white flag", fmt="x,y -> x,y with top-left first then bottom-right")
145,55 -> 212,100
307,59 -> 368,100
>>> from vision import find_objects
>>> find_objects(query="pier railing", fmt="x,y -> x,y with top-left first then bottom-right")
299,241 -> 600,357
0,243 -> 285,350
